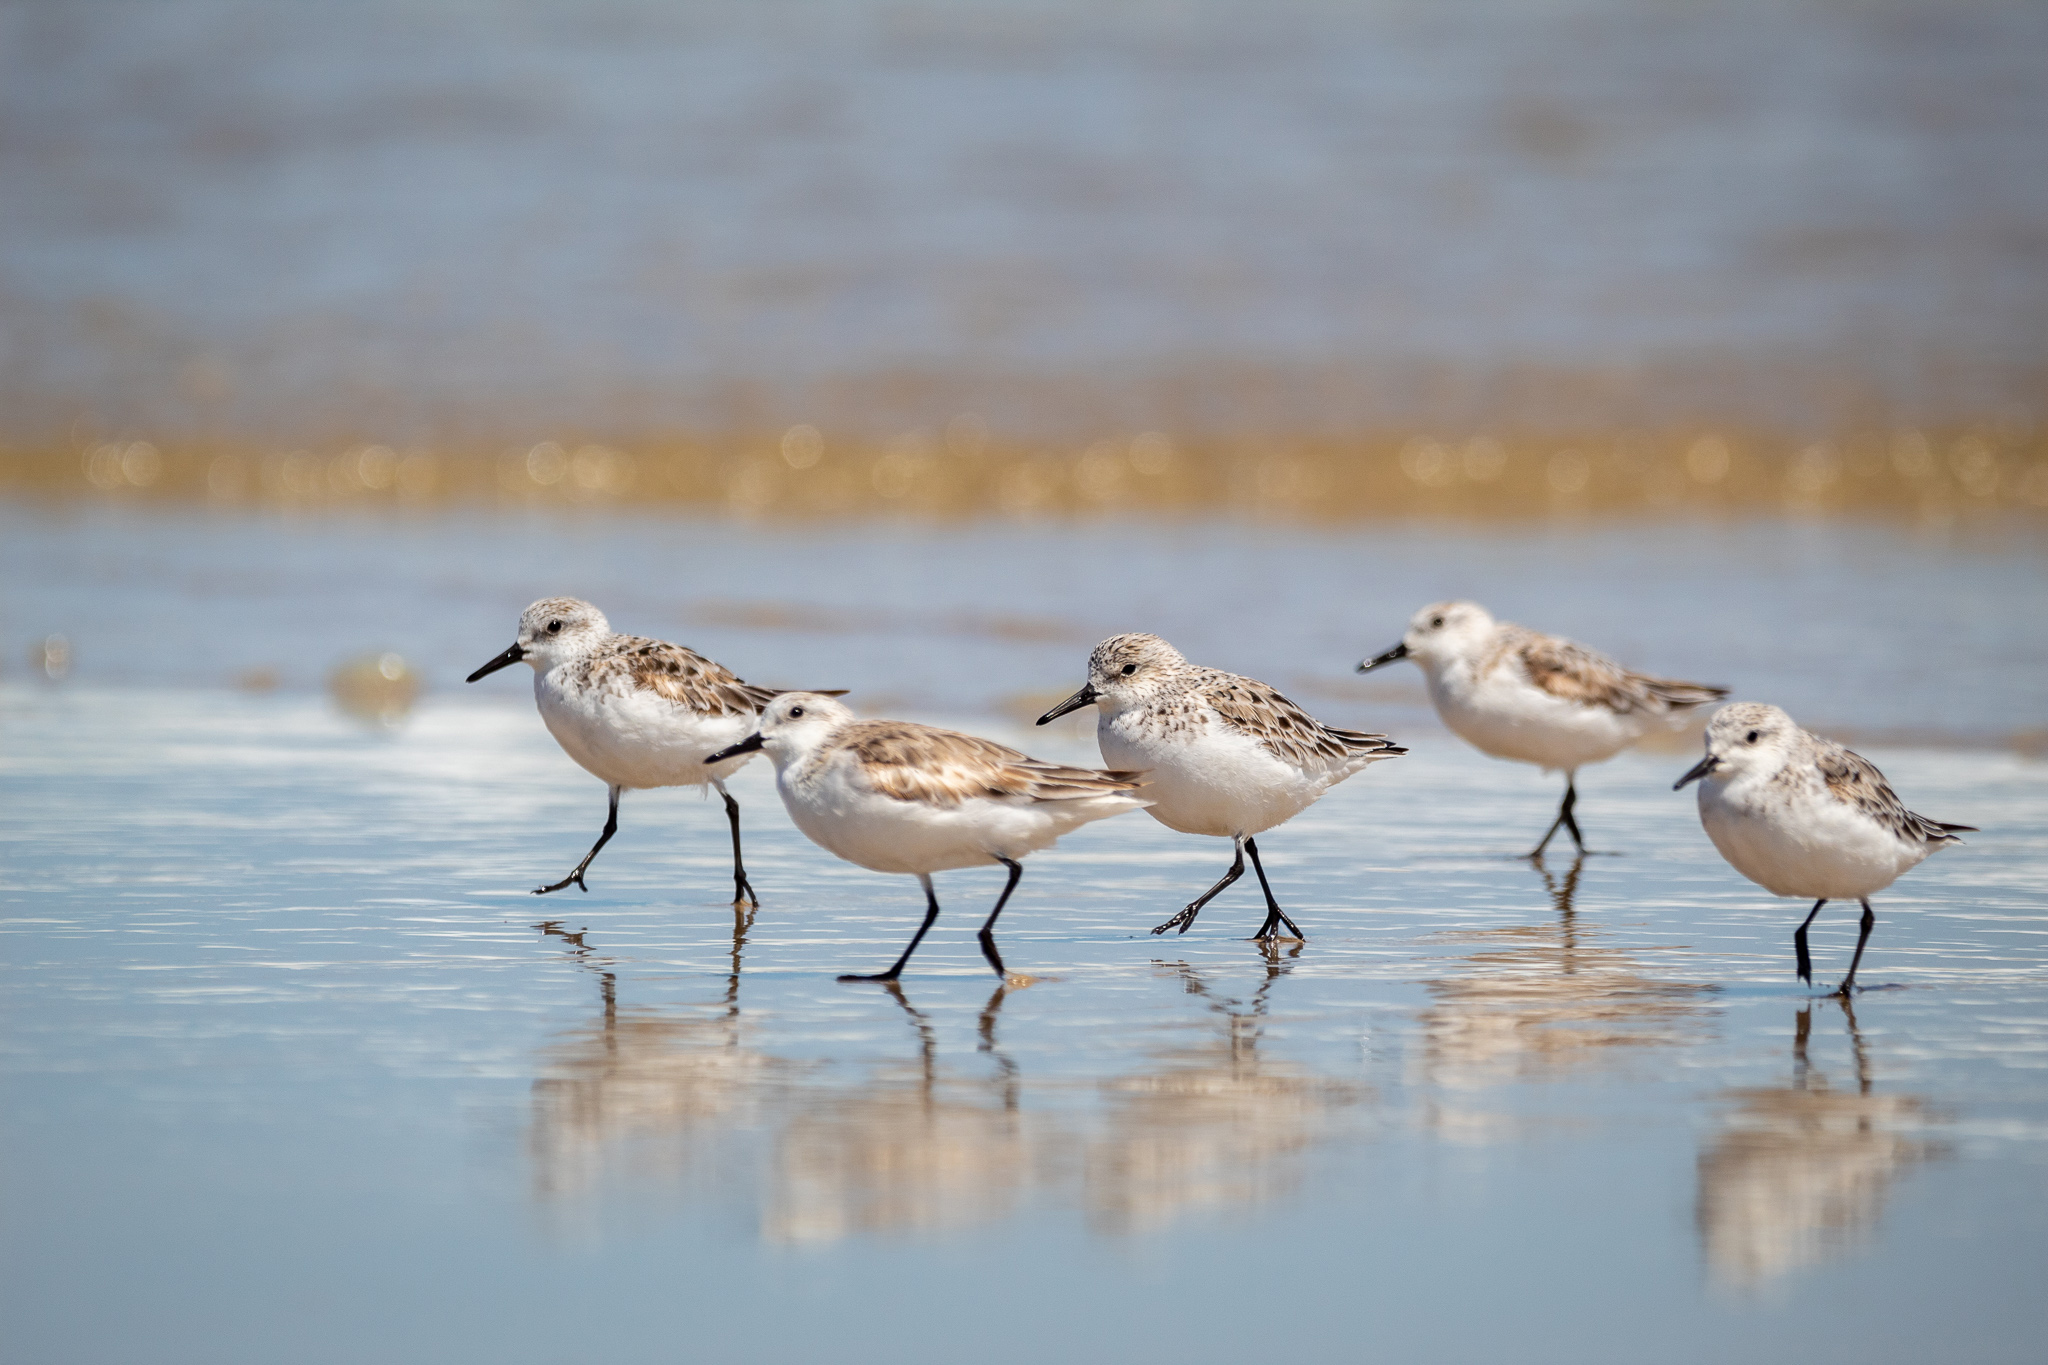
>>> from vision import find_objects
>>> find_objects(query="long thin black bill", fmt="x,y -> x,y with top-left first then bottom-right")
1036,683 -> 1100,725
466,643 -> 526,683
1673,754 -> 1719,790
705,733 -> 766,764
1357,642 -> 1407,673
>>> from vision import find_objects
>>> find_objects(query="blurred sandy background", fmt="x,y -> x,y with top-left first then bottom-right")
2,0 -> 2043,518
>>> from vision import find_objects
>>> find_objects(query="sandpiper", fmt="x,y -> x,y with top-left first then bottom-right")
467,597 -> 839,903
1675,702 -> 1973,995
708,693 -> 1149,981
1039,633 -> 1403,939
1361,600 -> 1726,856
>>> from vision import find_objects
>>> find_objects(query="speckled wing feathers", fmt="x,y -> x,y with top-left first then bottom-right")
840,720 -> 1147,806
1198,670 -> 1405,768
1814,739 -> 1975,845
1507,628 -> 1727,715
592,636 -> 779,717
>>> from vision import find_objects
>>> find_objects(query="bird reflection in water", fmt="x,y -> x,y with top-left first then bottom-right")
1083,948 -> 1370,1235
1696,1001 -> 1946,1288
765,981 -> 1046,1243
528,906 -> 783,1207
526,926 -> 1376,1243
1415,855 -> 1716,1135
527,910 -> 1049,1243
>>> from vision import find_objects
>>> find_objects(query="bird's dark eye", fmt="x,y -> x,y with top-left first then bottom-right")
1120,663 -> 1137,676
1429,615 -> 1444,628
547,620 -> 562,634
789,706 -> 804,718
1745,729 -> 1759,743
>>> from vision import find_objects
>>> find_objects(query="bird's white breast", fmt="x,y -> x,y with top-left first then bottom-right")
535,665 -> 758,790
1097,705 -> 1332,838
1426,657 -> 1651,772
1695,769 -> 1929,900
777,747 -> 1141,875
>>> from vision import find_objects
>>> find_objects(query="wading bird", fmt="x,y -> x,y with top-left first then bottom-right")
1675,702 -> 1973,995
1361,600 -> 1725,857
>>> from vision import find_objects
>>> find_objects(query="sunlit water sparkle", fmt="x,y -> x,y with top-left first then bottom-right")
2,679 -> 2044,1363
3,506 -> 2045,1361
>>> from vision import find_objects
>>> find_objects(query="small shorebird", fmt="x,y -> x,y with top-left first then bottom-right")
467,597 -> 840,903
1675,702 -> 1973,995
707,693 -> 1149,981
1360,600 -> 1726,857
1039,633 -> 1403,940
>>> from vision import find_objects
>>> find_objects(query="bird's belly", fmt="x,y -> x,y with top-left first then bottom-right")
1433,676 -> 1643,772
779,772 -> 1089,876
1099,723 -> 1317,838
538,682 -> 758,790
1699,791 -> 1921,900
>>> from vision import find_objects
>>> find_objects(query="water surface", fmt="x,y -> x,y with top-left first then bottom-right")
2,509 -> 2044,1362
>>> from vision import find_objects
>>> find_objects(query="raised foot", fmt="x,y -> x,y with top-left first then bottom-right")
1151,906 -> 1200,936
837,971 -> 902,984
533,873 -> 589,896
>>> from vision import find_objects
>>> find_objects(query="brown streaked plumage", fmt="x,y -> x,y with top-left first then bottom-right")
1811,738 -> 1972,847
1503,628 -> 1728,715
587,637 -> 781,718
837,719 -> 1149,807
1200,672 -> 1403,770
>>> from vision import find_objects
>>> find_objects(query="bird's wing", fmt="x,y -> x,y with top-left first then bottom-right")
838,720 -> 1147,806
1508,628 -> 1723,715
1815,739 -> 1973,843
1198,671 -> 1404,768
605,636 -> 778,716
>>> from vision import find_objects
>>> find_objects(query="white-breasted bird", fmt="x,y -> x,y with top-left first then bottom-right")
1360,600 -> 1726,857
707,693 -> 1149,981
466,597 -> 840,903
1674,702 -> 1973,995
1039,633 -> 1404,940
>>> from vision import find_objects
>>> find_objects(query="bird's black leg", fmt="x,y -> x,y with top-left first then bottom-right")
1153,837 -> 1246,936
1529,777 -> 1582,859
1243,837 -> 1304,941
840,873 -> 943,983
1835,898 -> 1876,997
1559,778 -> 1584,852
976,857 -> 1024,979
1793,898 -> 1827,986
536,785 -> 622,895
714,781 -> 758,907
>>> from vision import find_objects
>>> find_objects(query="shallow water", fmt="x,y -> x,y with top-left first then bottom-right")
2,692 -> 2044,1362
6,503 -> 2046,738
2,509 -> 2045,1362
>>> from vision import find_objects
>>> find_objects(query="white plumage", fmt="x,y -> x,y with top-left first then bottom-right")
1361,599 -> 1726,856
1675,702 -> 1973,994
712,693 -> 1149,981
468,596 -> 828,903
1040,632 -> 1403,939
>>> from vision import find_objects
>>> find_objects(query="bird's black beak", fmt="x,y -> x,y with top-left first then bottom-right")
1036,682 -> 1100,725
705,733 -> 766,764
1673,754 -> 1720,790
1357,642 -> 1407,674
466,643 -> 525,683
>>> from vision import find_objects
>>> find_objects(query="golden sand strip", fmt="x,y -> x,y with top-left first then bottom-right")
5,424 -> 2044,521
